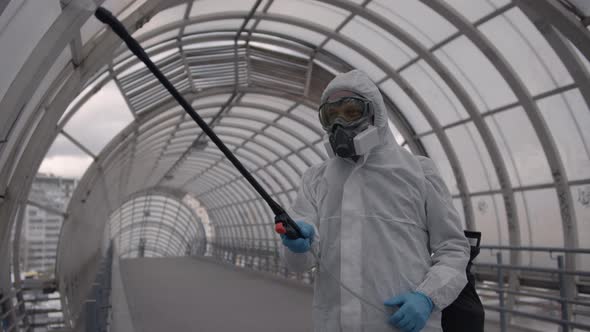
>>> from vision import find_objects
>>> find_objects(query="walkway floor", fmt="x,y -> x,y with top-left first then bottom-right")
119,256 -> 313,332
117,256 -> 529,332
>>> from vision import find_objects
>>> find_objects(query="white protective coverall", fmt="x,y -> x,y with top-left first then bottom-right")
281,70 -> 470,331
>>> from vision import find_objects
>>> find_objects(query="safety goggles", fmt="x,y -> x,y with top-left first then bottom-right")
318,96 -> 372,130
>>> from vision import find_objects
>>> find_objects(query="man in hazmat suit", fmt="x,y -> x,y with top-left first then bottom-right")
278,70 -> 470,331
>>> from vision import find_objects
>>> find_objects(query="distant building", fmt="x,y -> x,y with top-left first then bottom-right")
20,174 -> 77,274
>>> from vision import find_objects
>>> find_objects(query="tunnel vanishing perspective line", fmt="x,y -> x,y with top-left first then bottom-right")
1,0 -> 590,331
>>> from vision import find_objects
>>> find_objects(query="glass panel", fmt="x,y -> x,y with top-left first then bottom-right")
340,17 -> 416,70
314,141 -> 329,160
241,93 -> 294,110
0,0 -> 61,102
401,60 -> 469,125
254,135 -> 290,156
134,4 -> 187,36
479,8 -> 573,95
63,81 -> 134,155
564,89 -> 590,154
39,134 -> 93,178
255,21 -> 326,46
291,105 -> 322,128
83,0 -> 147,45
190,0 -> 258,16
388,120 -> 405,146
537,91 -> 590,181
421,134 -> 458,194
379,79 -> 431,134
264,126 -> 305,150
255,169 -> 281,193
572,185 -> 590,270
276,117 -> 321,141
519,189 -> 563,267
435,36 -> 517,112
268,0 -> 348,30
118,0 -> 149,20
466,122 -> 500,189
368,0 -> 458,47
472,194 -> 507,245
184,19 -> 245,36
486,107 -> 552,186
229,107 -> 279,122
217,134 -> 246,147
275,159 -> 300,184
300,147 -> 324,165
443,0 -> 510,22
514,191 -> 534,264
192,93 -> 233,107
266,164 -> 292,190
235,147 -> 266,167
452,198 -> 466,230
570,41 -> 590,74
323,40 -> 386,81
446,124 -> 499,192
470,194 -> 506,264
220,117 -> 266,131
215,126 -> 255,139
141,29 -> 180,49
287,154 -> 309,173
243,141 -> 278,162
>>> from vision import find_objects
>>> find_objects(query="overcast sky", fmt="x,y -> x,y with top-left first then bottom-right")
39,81 -> 134,178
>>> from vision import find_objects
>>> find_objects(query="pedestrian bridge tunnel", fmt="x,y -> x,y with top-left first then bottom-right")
0,1 -> 590,331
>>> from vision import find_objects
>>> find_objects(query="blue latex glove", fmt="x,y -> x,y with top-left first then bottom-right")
384,292 -> 434,332
280,221 -> 314,253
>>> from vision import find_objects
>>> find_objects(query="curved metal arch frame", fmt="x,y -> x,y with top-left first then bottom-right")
107,190 -> 206,258
109,27 -> 423,153
1,0 -> 589,322
114,139 -> 300,243
119,245 -> 174,258
517,4 -> 590,160
105,14 -> 423,155
422,0 -> 579,282
515,0 -> 590,63
111,208 -> 199,242
115,103 -> 320,210
120,229 -> 186,255
104,122 -> 306,205
118,9 -> 475,230
320,0 -> 521,265
139,100 -> 326,172
63,89 -> 321,258
112,1 -> 587,258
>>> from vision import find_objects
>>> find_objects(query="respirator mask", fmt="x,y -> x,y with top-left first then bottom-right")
319,92 -> 380,160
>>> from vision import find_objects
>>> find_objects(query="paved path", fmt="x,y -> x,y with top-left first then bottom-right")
119,256 -> 313,332
117,256 -> 535,332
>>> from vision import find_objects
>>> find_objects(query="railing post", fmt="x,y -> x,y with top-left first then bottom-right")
557,255 -> 571,332
497,252 -> 507,332
15,288 -> 30,331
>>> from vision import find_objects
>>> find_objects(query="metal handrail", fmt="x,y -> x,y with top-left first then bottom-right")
477,285 -> 590,307
473,262 -> 590,277
484,304 -> 590,330
480,245 -> 590,254
0,289 -> 28,332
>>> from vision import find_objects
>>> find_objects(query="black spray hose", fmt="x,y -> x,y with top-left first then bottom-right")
94,7 -> 303,239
